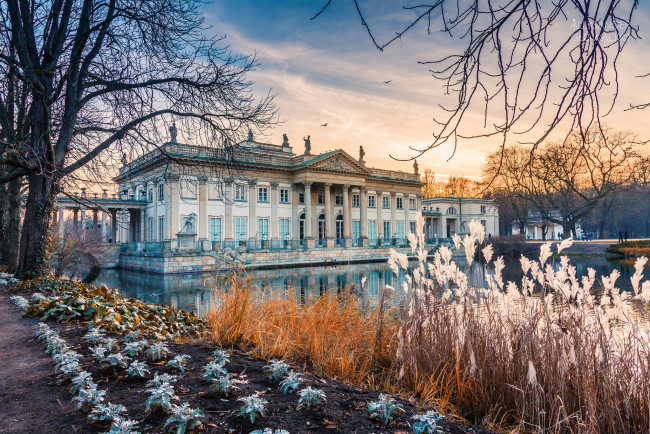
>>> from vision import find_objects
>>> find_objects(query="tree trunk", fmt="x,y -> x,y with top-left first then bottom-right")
17,172 -> 56,278
5,179 -> 22,272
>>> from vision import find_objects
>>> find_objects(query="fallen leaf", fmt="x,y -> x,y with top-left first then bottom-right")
322,420 -> 339,428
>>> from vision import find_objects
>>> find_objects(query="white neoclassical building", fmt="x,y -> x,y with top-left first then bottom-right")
112,131 -> 423,249
421,195 -> 499,239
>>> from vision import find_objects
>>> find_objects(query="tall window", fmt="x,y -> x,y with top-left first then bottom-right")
317,192 -> 324,205
148,188 -> 153,202
368,195 -> 376,208
369,220 -> 376,244
210,217 -> 222,242
353,220 -> 361,242
481,205 -> 487,214
235,185 -> 247,201
335,194 -> 343,206
235,217 -> 247,241
258,218 -> 269,240
409,221 -> 417,235
180,179 -> 196,199
397,221 -> 405,241
298,191 -> 305,204
396,197 -> 403,209
382,196 -> 390,209
481,219 -> 487,230
409,198 -> 416,210
147,218 -> 154,240
158,216 -> 164,241
280,188 -> 290,203
258,187 -> 269,203
158,183 -> 165,201
447,207 -> 457,215
352,194 -> 360,207
280,218 -> 290,240
383,221 -> 390,241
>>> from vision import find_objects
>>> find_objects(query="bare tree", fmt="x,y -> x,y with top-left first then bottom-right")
317,1 -> 641,159
0,0 -> 277,277
50,226 -> 106,279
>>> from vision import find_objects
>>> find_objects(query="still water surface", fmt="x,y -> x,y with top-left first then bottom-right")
93,256 -> 649,315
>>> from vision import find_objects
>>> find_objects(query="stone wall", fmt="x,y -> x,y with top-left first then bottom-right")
119,245 -> 420,274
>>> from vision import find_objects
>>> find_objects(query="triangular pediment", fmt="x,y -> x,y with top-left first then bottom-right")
300,150 -> 370,174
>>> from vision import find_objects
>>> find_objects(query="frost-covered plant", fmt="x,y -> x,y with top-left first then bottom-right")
106,353 -> 131,369
34,322 -> 52,338
90,344 -> 109,361
146,373 -> 178,388
89,402 -> 127,422
202,361 -> 227,383
145,382 -> 178,412
45,335 -> 69,355
278,371 -> 302,394
0,272 -> 19,284
212,348 -> 230,364
84,328 -> 106,344
163,403 -> 204,433
250,430 -> 290,434
127,360 -> 150,377
297,387 -> 326,410
70,371 -> 94,394
73,382 -> 106,412
237,393 -> 267,423
122,340 -> 148,357
31,292 -> 47,302
105,417 -> 140,434
209,374 -> 237,396
124,331 -> 142,343
264,360 -> 289,381
147,342 -> 169,361
54,351 -> 82,381
368,394 -> 405,425
412,410 -> 443,434
10,295 -> 29,312
167,355 -> 190,373
102,337 -> 119,352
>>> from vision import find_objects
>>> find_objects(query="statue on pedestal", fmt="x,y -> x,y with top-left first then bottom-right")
413,159 -> 419,176
359,145 -> 365,164
282,134 -> 289,147
181,213 -> 196,233
303,135 -> 311,155
247,129 -> 254,142
169,122 -> 177,143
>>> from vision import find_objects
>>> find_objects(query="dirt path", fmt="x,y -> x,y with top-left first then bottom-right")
0,295 -> 88,433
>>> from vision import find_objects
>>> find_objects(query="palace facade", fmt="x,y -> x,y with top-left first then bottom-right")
421,196 -> 499,239
112,131 -> 424,248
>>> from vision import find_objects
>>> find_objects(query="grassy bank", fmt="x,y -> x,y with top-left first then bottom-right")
206,220 -> 650,433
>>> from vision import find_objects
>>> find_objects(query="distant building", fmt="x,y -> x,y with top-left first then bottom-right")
511,214 -> 582,240
421,196 -> 499,239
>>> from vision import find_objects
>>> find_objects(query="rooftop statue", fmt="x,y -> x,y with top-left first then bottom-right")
169,122 -> 177,143
413,159 -> 419,175
282,133 -> 289,147
359,145 -> 365,164
247,129 -> 254,142
303,135 -> 311,155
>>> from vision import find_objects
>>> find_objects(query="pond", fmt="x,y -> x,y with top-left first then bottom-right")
92,254 -> 649,315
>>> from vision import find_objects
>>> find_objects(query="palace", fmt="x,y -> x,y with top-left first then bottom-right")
112,129 -> 424,249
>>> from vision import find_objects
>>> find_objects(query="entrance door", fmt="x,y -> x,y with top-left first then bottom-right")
299,213 -> 305,240
318,214 -> 325,242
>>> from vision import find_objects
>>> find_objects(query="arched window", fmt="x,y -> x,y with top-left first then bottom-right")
446,206 -> 457,215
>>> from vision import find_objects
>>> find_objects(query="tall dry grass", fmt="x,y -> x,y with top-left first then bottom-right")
205,216 -> 650,432
205,273 -> 399,389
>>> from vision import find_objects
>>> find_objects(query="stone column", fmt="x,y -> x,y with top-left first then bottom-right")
390,192 -> 397,243
101,210 -> 107,241
375,191 -> 383,242
167,176 -> 179,238
198,177 -> 207,240
270,182 -> 279,240
324,183 -> 332,239
360,187 -> 368,246
224,181 -> 233,241
111,209 -> 118,243
304,181 -> 312,238
342,184 -> 350,239
403,196 -> 409,236
139,209 -> 146,242
441,215 -> 446,238
291,186 -> 300,239
58,207 -> 65,237
248,180 -> 257,242
80,207 -> 86,232
93,209 -> 98,230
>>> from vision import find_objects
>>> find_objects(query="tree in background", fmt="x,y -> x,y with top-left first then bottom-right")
0,0 -> 277,276
421,169 -> 482,198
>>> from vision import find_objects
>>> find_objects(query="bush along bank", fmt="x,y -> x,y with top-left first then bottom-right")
606,240 -> 650,259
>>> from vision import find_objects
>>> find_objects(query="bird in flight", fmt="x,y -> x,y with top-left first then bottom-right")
321,123 -> 328,127
383,80 -> 392,84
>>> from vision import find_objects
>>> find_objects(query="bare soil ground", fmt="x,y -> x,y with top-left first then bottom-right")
0,289 -> 491,434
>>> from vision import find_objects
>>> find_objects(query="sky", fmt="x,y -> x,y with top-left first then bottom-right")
199,1 -> 650,180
